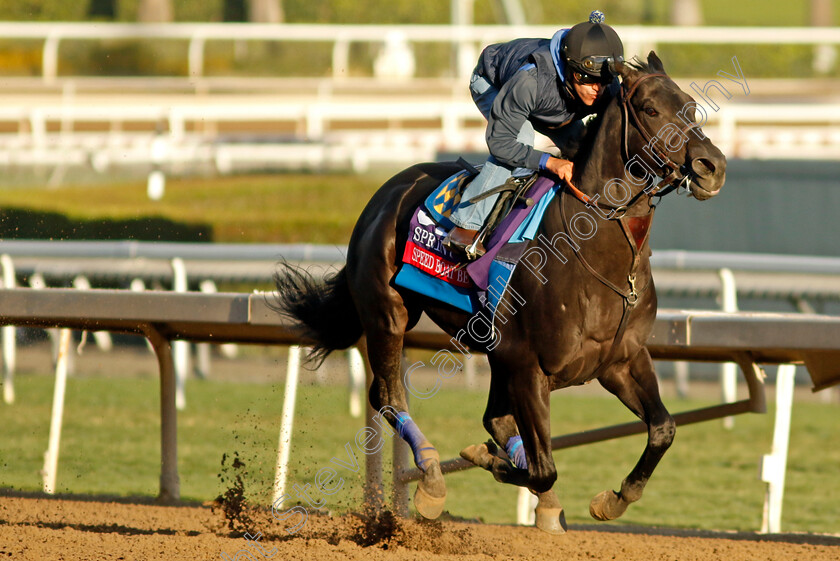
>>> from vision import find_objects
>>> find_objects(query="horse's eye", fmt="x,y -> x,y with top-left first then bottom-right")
644,107 -> 658,117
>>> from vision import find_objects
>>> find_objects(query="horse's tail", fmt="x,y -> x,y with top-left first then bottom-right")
272,262 -> 362,366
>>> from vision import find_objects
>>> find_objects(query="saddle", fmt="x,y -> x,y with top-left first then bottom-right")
431,159 -> 538,250
395,162 -> 562,314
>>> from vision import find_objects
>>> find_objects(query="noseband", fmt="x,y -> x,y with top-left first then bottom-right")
563,72 -> 702,215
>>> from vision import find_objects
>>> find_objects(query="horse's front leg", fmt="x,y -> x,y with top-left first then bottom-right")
509,365 -> 568,533
591,347 -> 676,520
460,355 -> 566,534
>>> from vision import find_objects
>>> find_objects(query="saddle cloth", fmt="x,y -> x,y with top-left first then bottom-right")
394,169 -> 562,315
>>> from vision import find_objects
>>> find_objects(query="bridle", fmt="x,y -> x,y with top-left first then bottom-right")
619,72 -> 702,200
557,71 -> 705,379
564,71 -> 703,214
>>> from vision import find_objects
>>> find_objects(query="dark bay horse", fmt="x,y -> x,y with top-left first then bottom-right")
274,52 -> 726,533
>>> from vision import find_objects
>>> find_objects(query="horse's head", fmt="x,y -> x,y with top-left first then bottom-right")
616,52 -> 726,201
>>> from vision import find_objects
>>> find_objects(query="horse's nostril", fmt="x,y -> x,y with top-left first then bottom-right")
691,158 -> 716,177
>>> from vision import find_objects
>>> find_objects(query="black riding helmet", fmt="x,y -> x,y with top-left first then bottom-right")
562,10 -> 624,84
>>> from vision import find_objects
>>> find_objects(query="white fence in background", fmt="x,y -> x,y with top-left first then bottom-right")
0,99 -> 484,174
3,101 -> 840,175
1,23 -> 838,172
2,22 -> 838,171
0,22 -> 838,82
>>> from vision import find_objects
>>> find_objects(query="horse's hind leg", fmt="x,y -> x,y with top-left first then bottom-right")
366,331 -> 447,519
591,347 -> 676,521
354,289 -> 446,519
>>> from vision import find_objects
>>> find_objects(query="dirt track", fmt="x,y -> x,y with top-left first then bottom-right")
1,494 -> 837,561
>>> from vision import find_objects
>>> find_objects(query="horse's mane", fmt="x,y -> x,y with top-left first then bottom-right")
623,56 -> 654,74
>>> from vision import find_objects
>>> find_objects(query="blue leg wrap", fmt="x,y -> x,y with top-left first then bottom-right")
395,412 -> 435,469
505,435 -> 528,470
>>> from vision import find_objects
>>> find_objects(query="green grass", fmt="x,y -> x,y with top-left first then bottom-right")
2,372 -> 838,534
0,173 -> 390,244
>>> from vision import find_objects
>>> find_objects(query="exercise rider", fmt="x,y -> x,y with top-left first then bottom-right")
445,10 -> 624,259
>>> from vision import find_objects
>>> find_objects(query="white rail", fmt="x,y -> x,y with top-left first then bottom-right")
1,23 -> 838,169
1,22 -> 839,82
3,100 -> 840,172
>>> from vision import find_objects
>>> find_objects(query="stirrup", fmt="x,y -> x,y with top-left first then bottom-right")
444,233 -> 486,260
465,237 -> 485,259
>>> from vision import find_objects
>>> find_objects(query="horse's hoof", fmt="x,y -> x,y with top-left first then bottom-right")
535,490 -> 567,535
535,505 -> 567,535
414,460 -> 446,519
461,442 -> 528,486
589,490 -> 628,521
460,443 -> 491,469
414,482 -> 446,519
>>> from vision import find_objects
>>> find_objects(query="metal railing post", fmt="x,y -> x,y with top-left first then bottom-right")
516,487 -> 537,525
272,345 -> 301,505
719,268 -> 738,428
42,328 -> 72,494
144,325 -> 180,502
760,364 -> 796,533
356,338 -> 384,513
171,258 -> 189,410
391,350 -> 411,517
347,347 -> 364,419
1,254 -> 16,404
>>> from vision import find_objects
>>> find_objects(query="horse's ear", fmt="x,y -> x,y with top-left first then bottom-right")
647,51 -> 666,73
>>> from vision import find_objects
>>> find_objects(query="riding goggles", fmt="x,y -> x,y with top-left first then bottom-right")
580,54 -> 622,74
572,70 -> 612,85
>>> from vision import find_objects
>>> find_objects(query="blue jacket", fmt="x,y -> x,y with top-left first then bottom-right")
473,34 -> 618,170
